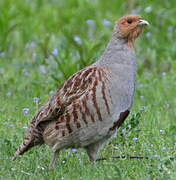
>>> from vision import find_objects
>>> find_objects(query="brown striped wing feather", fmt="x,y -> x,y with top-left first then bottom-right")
32,66 -> 110,130
42,66 -> 113,148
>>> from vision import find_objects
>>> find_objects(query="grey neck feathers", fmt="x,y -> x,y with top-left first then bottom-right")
97,29 -> 136,66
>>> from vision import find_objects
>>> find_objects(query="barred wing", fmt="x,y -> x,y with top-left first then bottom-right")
31,66 -> 111,131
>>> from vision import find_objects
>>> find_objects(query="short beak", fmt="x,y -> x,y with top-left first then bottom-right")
138,19 -> 149,26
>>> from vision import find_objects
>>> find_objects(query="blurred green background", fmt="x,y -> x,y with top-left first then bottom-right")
0,0 -> 176,179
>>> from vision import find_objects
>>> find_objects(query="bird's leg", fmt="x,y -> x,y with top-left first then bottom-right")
86,146 -> 98,162
85,139 -> 108,162
49,151 -> 59,169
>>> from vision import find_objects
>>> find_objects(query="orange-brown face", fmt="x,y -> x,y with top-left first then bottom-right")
117,15 -> 149,41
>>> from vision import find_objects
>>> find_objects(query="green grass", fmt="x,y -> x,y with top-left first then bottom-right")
0,0 -> 176,179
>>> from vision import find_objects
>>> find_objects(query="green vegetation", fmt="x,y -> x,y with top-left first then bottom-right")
0,0 -> 176,179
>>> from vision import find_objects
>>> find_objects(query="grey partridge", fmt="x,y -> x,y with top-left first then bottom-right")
12,15 -> 149,168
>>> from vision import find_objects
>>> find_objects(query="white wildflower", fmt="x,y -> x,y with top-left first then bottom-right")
22,108 -> 30,115
162,147 -> 169,152
86,19 -> 96,26
140,106 -> 146,111
33,97 -> 40,104
0,52 -> 5,57
6,91 -> 12,97
122,128 -> 126,135
23,126 -> 29,129
160,129 -> 165,135
49,90 -> 56,96
52,48 -> 59,56
27,41 -> 36,49
39,65 -> 47,74
71,148 -> 78,153
133,137 -> 138,142
24,71 -> 30,76
162,72 -> 166,77
152,155 -> 160,159
168,26 -> 174,32
127,124 -> 131,129
74,36 -> 82,44
144,6 -> 152,13
145,32 -> 152,38
103,19 -> 112,27
140,96 -> 144,99
37,166 -> 45,170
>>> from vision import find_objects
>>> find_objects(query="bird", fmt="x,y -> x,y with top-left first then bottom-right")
12,14 -> 149,168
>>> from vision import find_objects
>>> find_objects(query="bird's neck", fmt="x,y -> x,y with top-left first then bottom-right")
97,30 -> 136,66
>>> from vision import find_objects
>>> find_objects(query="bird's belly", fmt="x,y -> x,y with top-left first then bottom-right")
44,98 -> 133,152
43,116 -> 116,151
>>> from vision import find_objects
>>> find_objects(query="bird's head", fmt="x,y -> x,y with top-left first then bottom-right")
115,15 -> 149,47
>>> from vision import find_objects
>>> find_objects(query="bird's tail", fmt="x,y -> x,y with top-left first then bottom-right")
12,135 -> 34,160
12,129 -> 43,160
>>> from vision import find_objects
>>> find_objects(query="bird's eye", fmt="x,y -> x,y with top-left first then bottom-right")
127,19 -> 133,24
